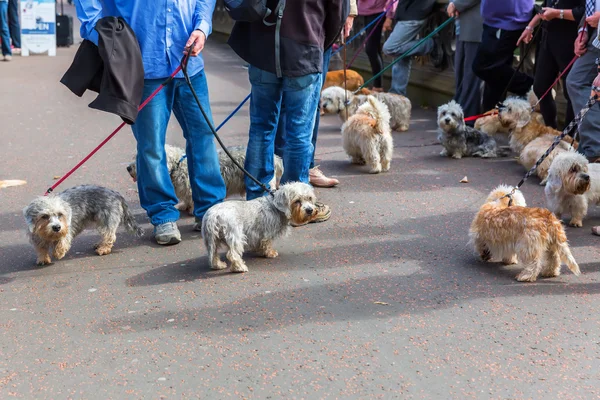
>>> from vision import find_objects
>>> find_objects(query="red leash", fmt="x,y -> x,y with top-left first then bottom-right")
45,64 -> 185,196
464,110 -> 496,122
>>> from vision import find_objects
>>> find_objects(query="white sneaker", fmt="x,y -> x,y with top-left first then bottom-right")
4,55 -> 12,61
154,222 -> 182,245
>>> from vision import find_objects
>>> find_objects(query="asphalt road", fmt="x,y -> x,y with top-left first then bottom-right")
2,17 -> 600,400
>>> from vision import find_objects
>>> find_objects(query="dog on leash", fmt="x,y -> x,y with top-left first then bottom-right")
320,86 -> 412,132
127,144 -> 284,212
322,69 -> 366,92
519,134 -> 578,185
469,185 -> 580,282
474,88 -> 549,135
497,97 -> 562,154
23,185 -> 144,266
201,182 -> 316,273
341,95 -> 393,174
437,101 -> 506,159
545,151 -> 600,227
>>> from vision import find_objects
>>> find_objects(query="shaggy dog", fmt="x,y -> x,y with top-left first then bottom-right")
497,97 -> 563,154
201,182 -> 316,273
341,95 -> 393,174
469,185 -> 580,282
127,144 -> 284,212
320,86 -> 412,132
545,151 -> 600,227
474,88 -> 549,135
322,69 -> 366,92
519,134 -> 578,185
437,100 -> 506,159
23,185 -> 144,265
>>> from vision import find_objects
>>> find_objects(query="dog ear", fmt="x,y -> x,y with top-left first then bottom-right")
22,204 -> 36,233
272,186 -> 292,218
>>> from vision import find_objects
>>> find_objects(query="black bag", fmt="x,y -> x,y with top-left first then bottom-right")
224,0 -> 273,22
56,14 -> 73,47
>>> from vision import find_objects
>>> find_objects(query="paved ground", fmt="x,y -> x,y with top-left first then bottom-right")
2,10 -> 600,399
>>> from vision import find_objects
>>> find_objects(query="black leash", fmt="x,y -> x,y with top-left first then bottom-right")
500,25 -> 541,102
180,42 -> 275,197
503,95 -> 598,206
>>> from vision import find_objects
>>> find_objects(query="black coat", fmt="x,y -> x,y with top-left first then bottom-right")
228,0 -> 349,77
60,17 -> 145,125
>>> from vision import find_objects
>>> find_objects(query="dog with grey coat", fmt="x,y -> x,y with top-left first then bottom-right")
23,185 -> 144,266
437,101 -> 507,159
201,182 -> 316,273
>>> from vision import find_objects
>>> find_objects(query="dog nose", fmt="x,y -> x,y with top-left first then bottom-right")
126,165 -> 132,172
444,118 -> 451,124
52,225 -> 61,232
305,207 -> 314,215
582,174 -> 590,181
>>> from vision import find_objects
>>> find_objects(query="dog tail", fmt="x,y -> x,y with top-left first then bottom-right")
121,200 -> 145,237
365,95 -> 391,134
558,242 -> 581,276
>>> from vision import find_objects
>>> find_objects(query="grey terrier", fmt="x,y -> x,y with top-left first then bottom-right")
23,185 -> 144,266
201,182 -> 316,273
437,100 -> 506,159
127,144 -> 284,213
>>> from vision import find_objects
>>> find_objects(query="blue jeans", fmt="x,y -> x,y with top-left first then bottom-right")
382,19 -> 433,96
131,70 -> 226,226
8,0 -> 19,48
0,2 -> 11,57
245,65 -> 321,200
275,48 -> 332,169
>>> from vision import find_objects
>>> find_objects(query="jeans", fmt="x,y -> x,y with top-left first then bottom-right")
131,70 -> 226,226
0,2 -> 11,57
275,47 -> 332,169
8,0 -> 19,48
566,44 -> 600,159
454,39 -> 482,123
473,24 -> 533,111
382,19 -> 433,96
245,65 -> 321,200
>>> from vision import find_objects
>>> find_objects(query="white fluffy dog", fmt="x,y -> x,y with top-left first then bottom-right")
320,86 -> 411,132
341,95 -> 393,174
127,144 -> 284,213
201,182 -> 316,273
545,151 -> 600,227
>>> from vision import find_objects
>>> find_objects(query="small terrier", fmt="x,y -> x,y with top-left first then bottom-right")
545,151 -> 600,227
23,185 -> 144,266
341,95 -> 393,174
127,144 -> 284,213
322,69 -> 365,92
437,101 -> 505,159
469,185 -> 580,282
201,182 -> 316,273
519,134 -> 578,185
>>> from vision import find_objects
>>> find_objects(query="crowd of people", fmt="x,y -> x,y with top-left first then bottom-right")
51,0 -> 600,246
0,0 -> 20,61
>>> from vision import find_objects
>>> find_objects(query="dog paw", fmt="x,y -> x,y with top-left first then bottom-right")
211,260 -> 228,270
53,250 -> 67,260
569,219 -> 583,228
351,157 -> 366,165
36,256 -> 52,266
263,249 -> 279,258
451,154 -> 462,159
231,262 -> 249,273
369,164 -> 382,174
516,270 -> 538,282
381,162 -> 391,172
541,269 -> 561,278
502,256 -> 518,265
439,149 -> 448,157
95,246 -> 113,256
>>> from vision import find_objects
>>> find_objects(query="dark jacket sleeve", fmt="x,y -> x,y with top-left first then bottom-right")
324,0 -> 349,50
572,1 -> 585,26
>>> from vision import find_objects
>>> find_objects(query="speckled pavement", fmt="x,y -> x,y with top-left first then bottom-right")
2,27 -> 600,399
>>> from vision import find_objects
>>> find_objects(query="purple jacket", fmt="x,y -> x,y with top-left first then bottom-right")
481,0 -> 534,31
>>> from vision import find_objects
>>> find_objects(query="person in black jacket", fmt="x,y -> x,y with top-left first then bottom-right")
381,0 -> 437,95
228,0 -> 348,223
517,0 -> 585,128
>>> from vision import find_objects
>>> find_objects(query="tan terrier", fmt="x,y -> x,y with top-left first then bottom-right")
322,69 -> 365,92
469,185 -> 580,282
519,134 -> 578,185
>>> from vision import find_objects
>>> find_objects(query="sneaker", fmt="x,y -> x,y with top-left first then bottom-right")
154,222 -> 181,245
291,202 -> 331,227
3,55 -> 12,61
309,166 -> 339,188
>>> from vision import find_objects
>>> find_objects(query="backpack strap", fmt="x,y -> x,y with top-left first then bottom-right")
263,0 -> 286,78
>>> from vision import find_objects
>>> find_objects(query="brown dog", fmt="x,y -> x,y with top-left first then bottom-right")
323,70 -> 365,92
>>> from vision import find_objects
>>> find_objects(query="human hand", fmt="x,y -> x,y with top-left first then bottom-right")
517,28 -> 533,46
344,16 -> 354,38
586,11 -> 600,28
446,2 -> 459,18
184,30 -> 206,57
575,31 -> 589,56
383,17 -> 393,32
540,7 -> 559,21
